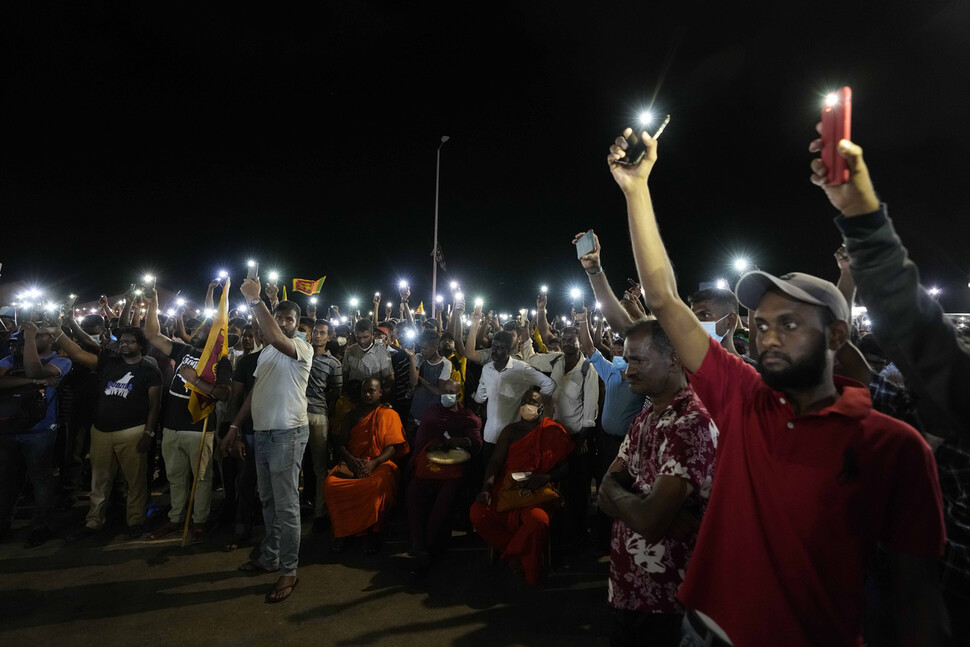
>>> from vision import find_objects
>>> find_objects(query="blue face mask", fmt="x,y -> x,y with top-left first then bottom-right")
440,393 -> 458,408
612,356 -> 628,371
296,331 -> 308,342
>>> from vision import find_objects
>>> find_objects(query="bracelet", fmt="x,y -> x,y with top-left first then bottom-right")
229,425 -> 239,430
53,333 -> 64,343
586,267 -> 604,277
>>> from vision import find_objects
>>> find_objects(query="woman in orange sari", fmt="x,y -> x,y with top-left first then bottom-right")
324,377 -> 408,554
469,387 -> 574,585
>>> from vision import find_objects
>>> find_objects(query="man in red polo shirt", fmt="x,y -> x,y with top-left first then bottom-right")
606,128 -> 948,646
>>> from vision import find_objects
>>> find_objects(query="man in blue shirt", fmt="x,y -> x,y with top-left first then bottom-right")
0,323 -> 72,547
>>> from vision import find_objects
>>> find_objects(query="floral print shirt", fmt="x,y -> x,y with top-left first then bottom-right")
609,384 -> 717,613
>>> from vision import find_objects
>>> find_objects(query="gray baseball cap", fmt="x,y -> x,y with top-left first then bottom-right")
735,271 -> 850,323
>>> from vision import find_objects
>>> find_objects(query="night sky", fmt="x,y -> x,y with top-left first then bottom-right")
4,2 -> 969,318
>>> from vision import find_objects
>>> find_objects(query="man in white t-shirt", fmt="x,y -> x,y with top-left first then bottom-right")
226,282 -> 312,604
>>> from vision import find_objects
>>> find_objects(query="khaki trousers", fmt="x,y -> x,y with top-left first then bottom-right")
86,425 -> 148,529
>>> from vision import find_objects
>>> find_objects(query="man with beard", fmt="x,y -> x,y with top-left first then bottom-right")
145,289 -> 232,543
607,128 -> 946,645
56,326 -> 162,541
227,285 -> 312,604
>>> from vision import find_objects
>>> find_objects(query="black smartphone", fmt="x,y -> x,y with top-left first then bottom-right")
616,114 -> 671,167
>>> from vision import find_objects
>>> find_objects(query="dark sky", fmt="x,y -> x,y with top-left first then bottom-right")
4,2 -> 970,318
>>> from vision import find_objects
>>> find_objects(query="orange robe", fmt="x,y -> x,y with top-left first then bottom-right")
324,405 -> 409,538
469,418 -> 574,585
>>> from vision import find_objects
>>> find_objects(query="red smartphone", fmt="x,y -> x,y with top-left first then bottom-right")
821,86 -> 852,185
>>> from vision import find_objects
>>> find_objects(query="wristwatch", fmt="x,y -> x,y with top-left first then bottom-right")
249,298 -> 262,307
143,428 -> 155,438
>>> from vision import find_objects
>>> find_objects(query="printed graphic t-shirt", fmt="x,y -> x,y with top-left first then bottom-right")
95,354 -> 162,432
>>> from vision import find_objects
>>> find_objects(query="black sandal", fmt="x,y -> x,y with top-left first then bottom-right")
265,577 -> 299,604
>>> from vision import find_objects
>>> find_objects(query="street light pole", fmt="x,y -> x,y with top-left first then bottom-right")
431,135 -> 449,319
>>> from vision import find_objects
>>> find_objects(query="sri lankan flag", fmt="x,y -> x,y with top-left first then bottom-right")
185,278 -> 229,423
293,277 -> 326,296
414,301 -> 425,315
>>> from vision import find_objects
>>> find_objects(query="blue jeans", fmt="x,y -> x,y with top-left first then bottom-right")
0,430 -> 56,529
254,425 -> 309,577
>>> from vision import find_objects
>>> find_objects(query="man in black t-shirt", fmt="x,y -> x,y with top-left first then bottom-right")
216,324 -> 263,549
145,289 -> 231,543
56,326 -> 162,540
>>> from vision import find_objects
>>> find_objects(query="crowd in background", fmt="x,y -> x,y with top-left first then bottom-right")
0,125 -> 968,645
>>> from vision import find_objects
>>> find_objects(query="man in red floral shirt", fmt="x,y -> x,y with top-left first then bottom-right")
598,319 -> 716,646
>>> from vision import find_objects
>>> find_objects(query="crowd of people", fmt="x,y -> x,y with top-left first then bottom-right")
0,124 -> 968,645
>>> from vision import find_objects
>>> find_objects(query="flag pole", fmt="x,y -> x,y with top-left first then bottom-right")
431,135 -> 449,319
180,416 -> 209,547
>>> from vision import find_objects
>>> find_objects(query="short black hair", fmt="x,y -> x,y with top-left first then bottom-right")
354,319 -> 374,334
313,319 -> 331,334
117,326 -> 149,354
502,320 -> 519,332
689,288 -> 739,315
299,316 -> 314,328
493,330 -> 514,346
624,318 -> 675,359
274,301 -> 301,318
418,330 -> 440,347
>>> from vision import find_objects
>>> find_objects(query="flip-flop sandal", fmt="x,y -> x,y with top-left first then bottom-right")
265,578 -> 299,604
238,560 -> 276,575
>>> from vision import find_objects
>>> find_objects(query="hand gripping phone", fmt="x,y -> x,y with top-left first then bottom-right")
821,87 -> 852,185
617,114 -> 671,167
575,230 -> 595,259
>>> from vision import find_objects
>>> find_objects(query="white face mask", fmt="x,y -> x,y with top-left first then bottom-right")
337,336 -> 348,347
700,314 -> 731,342
440,393 -> 458,408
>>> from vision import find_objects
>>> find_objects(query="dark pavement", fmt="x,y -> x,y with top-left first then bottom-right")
0,482 -> 612,647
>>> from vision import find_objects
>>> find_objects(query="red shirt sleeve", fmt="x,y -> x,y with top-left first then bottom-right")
687,337 -> 764,438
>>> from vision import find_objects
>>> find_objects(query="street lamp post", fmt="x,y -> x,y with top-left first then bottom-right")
431,135 -> 450,319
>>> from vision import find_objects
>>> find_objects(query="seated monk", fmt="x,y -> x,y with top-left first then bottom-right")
324,377 -> 409,554
469,386 -> 573,585
406,379 -> 483,570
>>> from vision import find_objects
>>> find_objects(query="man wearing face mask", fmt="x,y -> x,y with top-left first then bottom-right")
689,288 -> 752,363
470,387 -> 574,585
406,379 -> 482,569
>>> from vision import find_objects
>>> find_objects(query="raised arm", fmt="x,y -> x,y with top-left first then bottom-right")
145,289 -> 174,356
462,303 -> 486,364
609,129 -> 711,373
241,278 -> 298,359
49,325 -> 99,371
536,293 -> 551,342
810,133 -> 970,431
573,231 -> 637,332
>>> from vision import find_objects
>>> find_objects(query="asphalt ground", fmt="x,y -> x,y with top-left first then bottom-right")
0,477 -> 612,647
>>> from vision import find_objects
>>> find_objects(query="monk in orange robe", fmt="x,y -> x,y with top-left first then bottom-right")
470,387 -> 574,585
324,377 -> 409,554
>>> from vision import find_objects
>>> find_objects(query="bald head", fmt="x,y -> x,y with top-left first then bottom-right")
440,379 -> 460,395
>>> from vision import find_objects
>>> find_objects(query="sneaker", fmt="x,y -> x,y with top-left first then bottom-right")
25,526 -> 53,548
126,524 -> 145,540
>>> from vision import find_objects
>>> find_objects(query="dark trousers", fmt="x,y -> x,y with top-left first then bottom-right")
227,434 -> 258,537
0,430 -> 56,529
611,609 -> 682,647
406,477 -> 463,552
